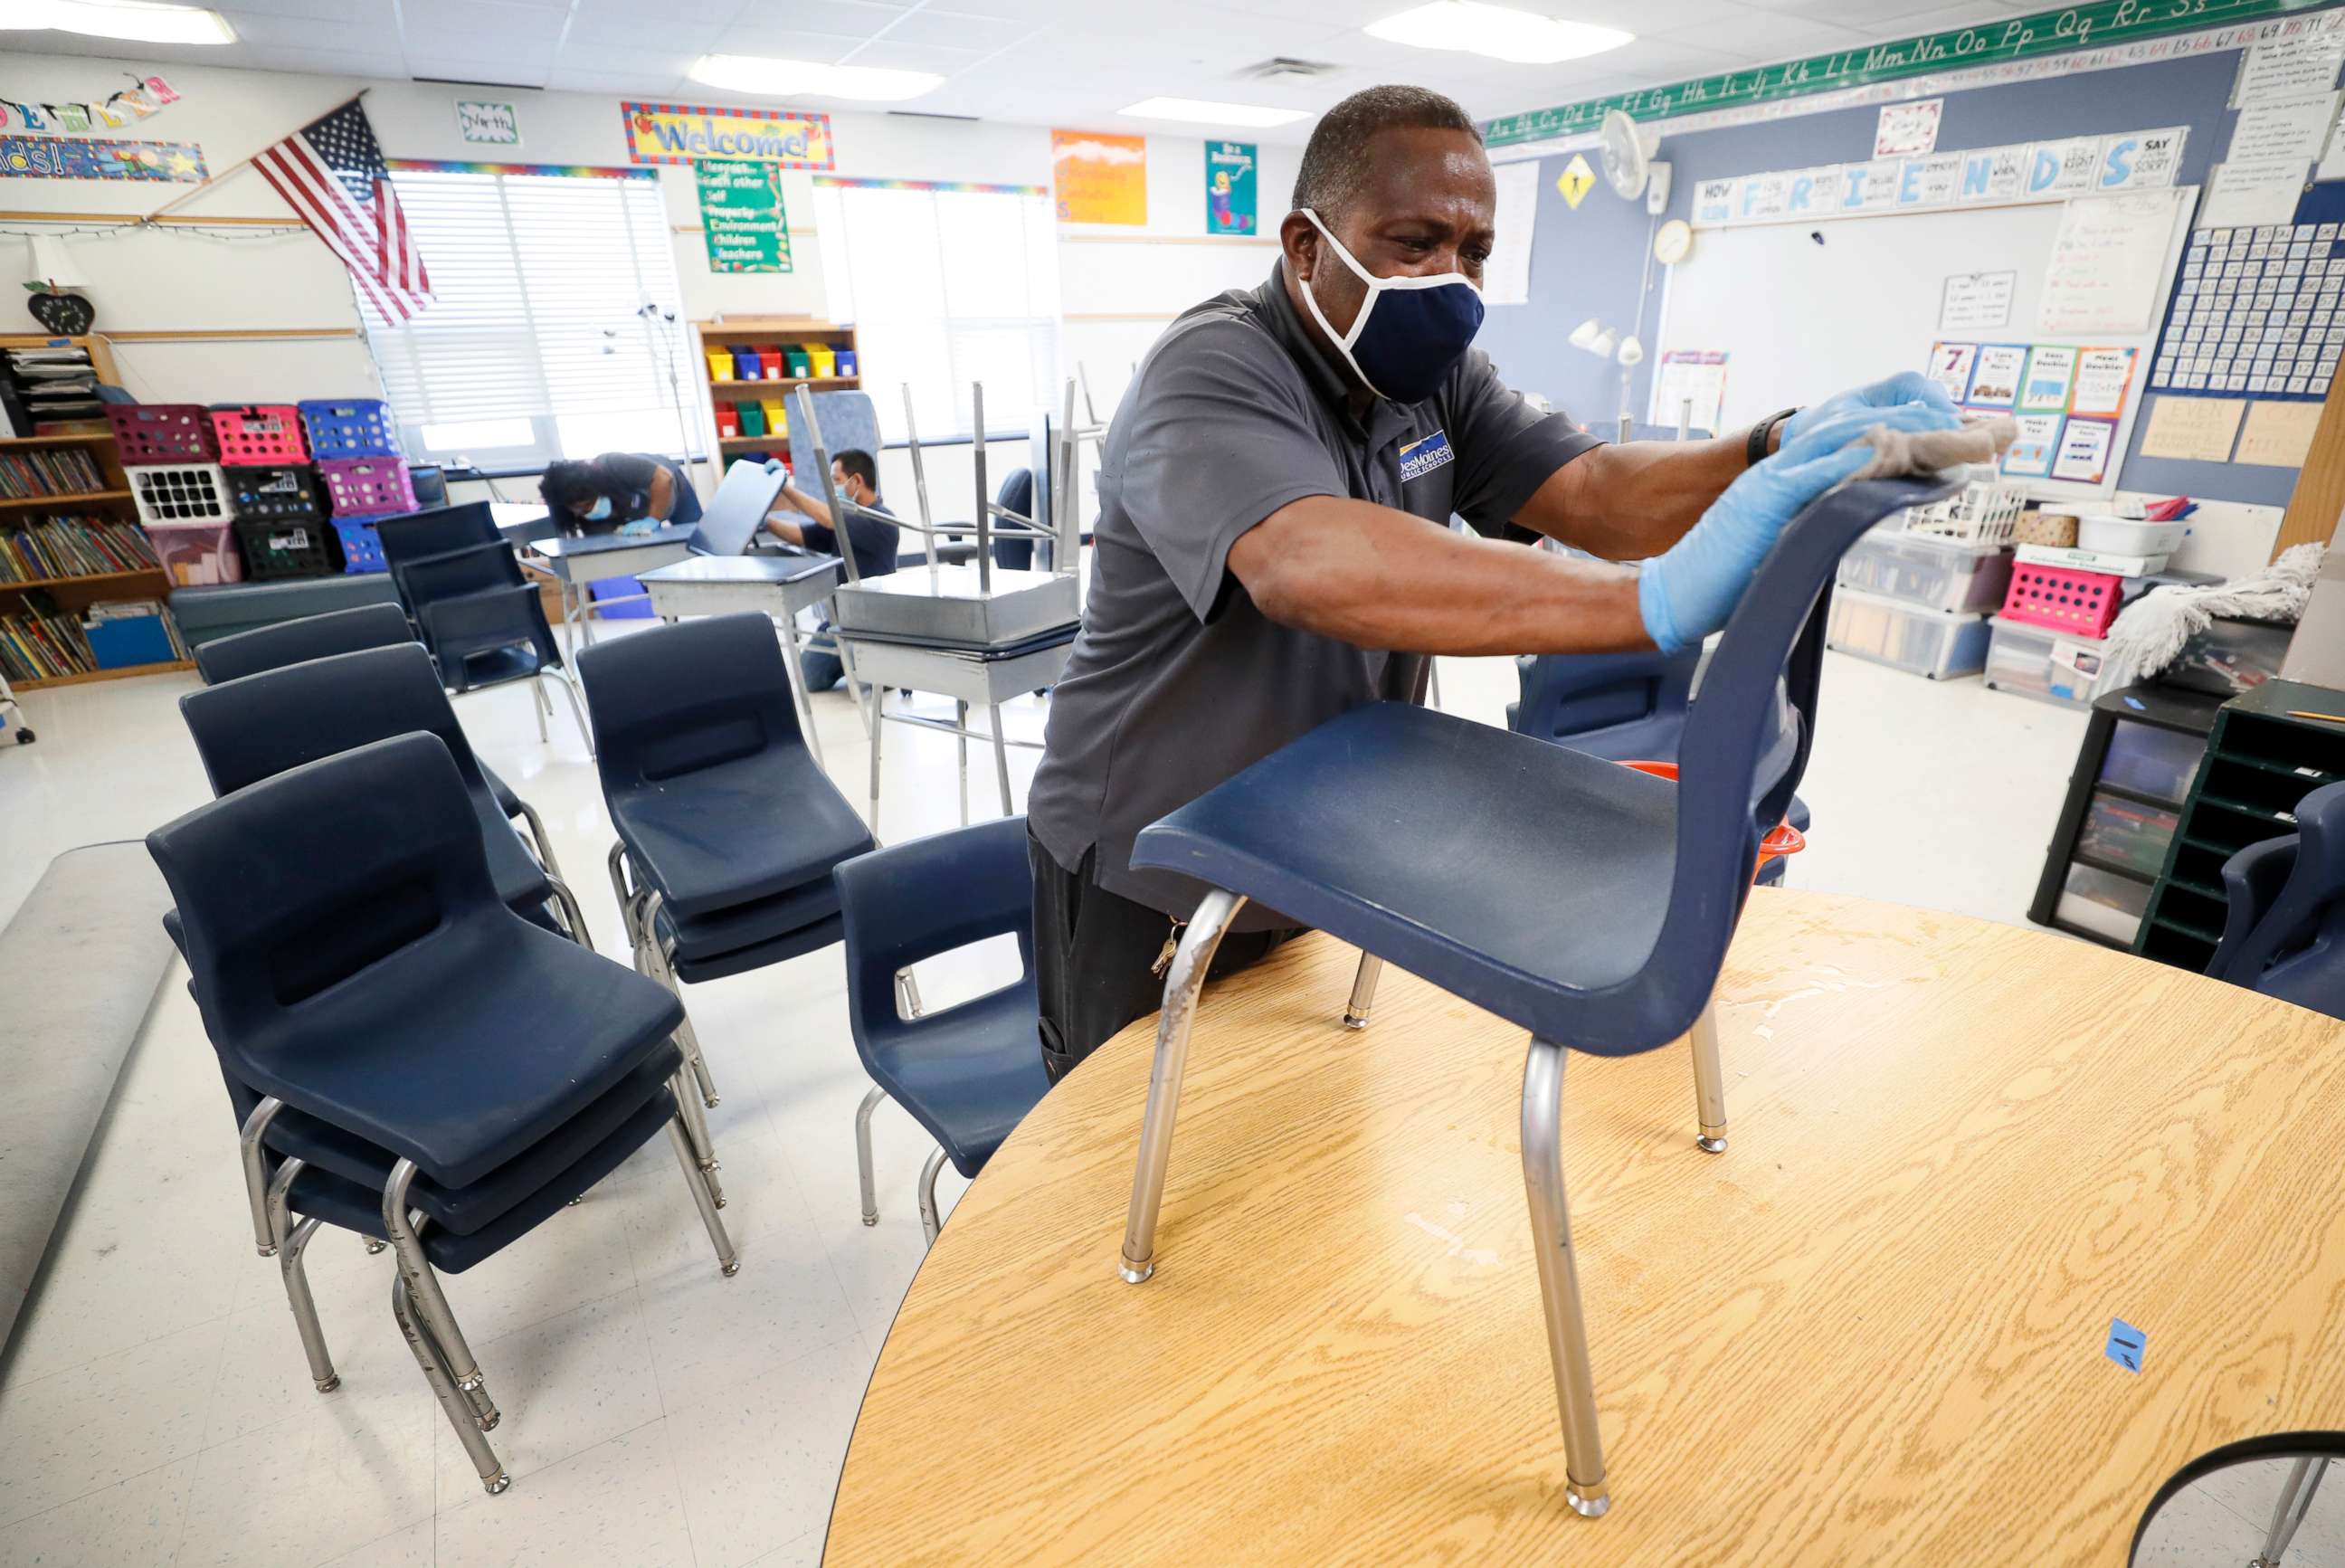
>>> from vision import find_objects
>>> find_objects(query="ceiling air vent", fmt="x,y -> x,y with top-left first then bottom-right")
1238,57 -> 1339,84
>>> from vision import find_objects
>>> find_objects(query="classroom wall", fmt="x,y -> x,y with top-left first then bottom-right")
1483,48 -> 2283,508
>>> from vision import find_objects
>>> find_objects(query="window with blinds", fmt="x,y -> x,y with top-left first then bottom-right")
812,179 -> 1059,442
359,165 -> 694,469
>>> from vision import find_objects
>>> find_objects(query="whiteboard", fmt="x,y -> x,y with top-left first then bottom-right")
1650,189 -> 2195,504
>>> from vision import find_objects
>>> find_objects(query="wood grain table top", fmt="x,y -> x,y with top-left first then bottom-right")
825,889 -> 2345,1565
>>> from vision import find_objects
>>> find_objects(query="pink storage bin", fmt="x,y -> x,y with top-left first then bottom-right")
209,404 -> 309,466
1999,563 -> 2123,638
145,519 -> 244,585
105,404 -> 217,464
318,457 -> 417,518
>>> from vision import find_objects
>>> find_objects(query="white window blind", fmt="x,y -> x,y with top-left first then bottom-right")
360,166 -> 689,466
812,180 -> 1059,442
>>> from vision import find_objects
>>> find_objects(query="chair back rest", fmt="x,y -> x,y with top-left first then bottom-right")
375,501 -> 500,569
2207,832 -> 2300,985
408,464 -> 450,508
179,642 -> 490,805
1648,476 -> 1955,1024
1510,649 -> 1701,761
2207,782 -> 2345,1016
576,612 -> 803,789
194,603 -> 415,685
833,817 -> 1034,1063
398,543 -> 526,608
147,732 -> 502,1036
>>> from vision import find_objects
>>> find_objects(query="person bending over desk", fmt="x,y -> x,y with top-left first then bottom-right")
1021,83 -> 1961,1085
540,451 -> 705,536
764,448 -> 900,692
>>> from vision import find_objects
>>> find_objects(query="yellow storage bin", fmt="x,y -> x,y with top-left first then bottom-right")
803,343 -> 837,378
760,400 -> 789,438
704,349 -> 734,380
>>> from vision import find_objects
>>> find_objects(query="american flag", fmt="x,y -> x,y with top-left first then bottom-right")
252,97 -> 432,321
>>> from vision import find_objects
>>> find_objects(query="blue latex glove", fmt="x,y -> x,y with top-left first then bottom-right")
1638,400 -> 1960,654
618,518 -> 658,537
1781,371 -> 1956,449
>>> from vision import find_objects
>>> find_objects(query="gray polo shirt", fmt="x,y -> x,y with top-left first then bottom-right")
1028,261 -> 1601,924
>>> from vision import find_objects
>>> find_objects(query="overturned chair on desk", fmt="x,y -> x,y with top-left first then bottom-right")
1111,474 -> 1954,1517
148,732 -> 735,1497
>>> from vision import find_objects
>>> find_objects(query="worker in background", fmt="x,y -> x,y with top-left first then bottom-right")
538,451 -> 704,536
1022,83 -> 1961,1084
765,448 -> 899,691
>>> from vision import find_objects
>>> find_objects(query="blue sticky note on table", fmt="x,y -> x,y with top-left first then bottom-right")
2106,1318 -> 2146,1373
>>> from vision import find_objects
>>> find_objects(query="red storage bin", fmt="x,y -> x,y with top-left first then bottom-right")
105,404 -> 217,464
1999,562 -> 2123,638
209,404 -> 309,466
755,343 -> 785,380
318,457 -> 417,518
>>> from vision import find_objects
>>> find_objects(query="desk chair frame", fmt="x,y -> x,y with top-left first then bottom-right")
605,844 -> 729,1208
850,974 -> 954,1247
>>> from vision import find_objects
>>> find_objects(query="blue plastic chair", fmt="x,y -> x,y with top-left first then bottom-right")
189,603 -> 561,880
833,816 -> 1049,1242
2208,782 -> 2345,1017
580,613 -> 875,1169
1114,474 -> 1954,1516
147,731 -> 736,1497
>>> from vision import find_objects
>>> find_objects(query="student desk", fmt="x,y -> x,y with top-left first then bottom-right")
832,629 -> 1073,835
638,552 -> 845,768
824,890 -> 2345,1564
519,527 -> 699,659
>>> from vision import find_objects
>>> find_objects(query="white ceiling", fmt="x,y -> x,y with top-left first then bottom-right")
5,0 -> 2045,142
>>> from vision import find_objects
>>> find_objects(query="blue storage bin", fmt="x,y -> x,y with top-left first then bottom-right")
835,348 -> 858,376
82,611 -> 176,670
297,399 -> 401,460
331,518 -> 388,574
731,347 -> 763,381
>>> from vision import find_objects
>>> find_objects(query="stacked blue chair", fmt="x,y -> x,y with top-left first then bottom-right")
375,502 -> 592,751
148,731 -> 736,1497
189,603 -> 563,880
2209,781 -> 2345,1014
178,643 -> 595,955
581,613 -> 875,1202
1111,475 -> 1952,1517
833,816 -> 1050,1243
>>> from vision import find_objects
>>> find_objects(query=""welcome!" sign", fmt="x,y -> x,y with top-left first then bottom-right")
622,101 -> 835,171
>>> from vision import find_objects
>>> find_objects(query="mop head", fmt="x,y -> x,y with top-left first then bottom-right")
2098,542 -> 2324,690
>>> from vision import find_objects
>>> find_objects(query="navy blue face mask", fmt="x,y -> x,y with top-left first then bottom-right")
1297,207 -> 1486,404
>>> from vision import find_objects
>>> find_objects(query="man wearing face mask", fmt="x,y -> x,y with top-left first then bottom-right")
1022,84 -> 1960,1084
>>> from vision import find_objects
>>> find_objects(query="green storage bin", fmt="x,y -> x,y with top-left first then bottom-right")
785,349 -> 812,379
738,403 -> 767,437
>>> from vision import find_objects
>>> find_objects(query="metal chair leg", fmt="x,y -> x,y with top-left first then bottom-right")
866,679 -> 885,838
988,702 -> 1013,815
667,1115 -> 740,1276
1522,1035 -> 1609,1518
606,841 -> 640,952
2253,1457 -> 2328,1567
917,1145 -> 948,1248
394,1272 -> 509,1495
544,872 -> 594,950
637,890 -> 719,1109
1119,889 -> 1248,1284
897,971 -> 925,1019
855,1084 -> 885,1226
239,1097 -> 286,1256
531,676 -> 550,743
512,796 -> 565,883
543,669 -> 593,755
264,1157 -> 339,1392
1690,999 -> 1728,1155
1343,953 -> 1383,1031
955,698 -> 969,826
382,1159 -> 499,1431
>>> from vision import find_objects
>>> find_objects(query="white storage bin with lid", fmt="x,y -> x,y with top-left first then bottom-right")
1983,615 -> 2107,708
2076,514 -> 2188,556
1836,525 -> 2014,613
1825,588 -> 1991,678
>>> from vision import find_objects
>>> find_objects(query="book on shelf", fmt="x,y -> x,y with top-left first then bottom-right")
0,591 -> 95,682
0,444 -> 106,500
0,515 -> 159,582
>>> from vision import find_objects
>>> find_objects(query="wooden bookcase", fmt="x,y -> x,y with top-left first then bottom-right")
0,333 -> 194,688
690,317 -> 859,468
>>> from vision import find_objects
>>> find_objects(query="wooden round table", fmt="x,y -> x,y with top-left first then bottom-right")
826,890 -> 2345,1563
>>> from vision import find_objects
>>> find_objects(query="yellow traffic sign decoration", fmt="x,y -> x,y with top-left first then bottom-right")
1557,153 -> 1596,209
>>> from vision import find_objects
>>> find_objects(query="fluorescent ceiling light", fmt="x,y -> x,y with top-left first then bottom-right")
1365,2 -> 1629,65
1119,97 -> 1309,128
0,0 -> 234,44
690,53 -> 942,103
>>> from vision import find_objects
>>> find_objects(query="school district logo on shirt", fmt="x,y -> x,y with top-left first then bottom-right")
1399,430 -> 1455,482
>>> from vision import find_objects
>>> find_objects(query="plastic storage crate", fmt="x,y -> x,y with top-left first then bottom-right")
226,464 -> 324,522
105,404 -> 217,464
1836,527 -> 2015,614
331,518 -> 387,574
1983,616 -> 2107,708
146,519 -> 243,585
128,462 -> 234,527
233,515 -> 338,580
1903,480 -> 2027,545
209,404 -> 309,466
2001,562 -> 2122,637
1826,588 -> 1991,679
318,457 -> 416,518
732,347 -> 764,380
297,399 -> 400,459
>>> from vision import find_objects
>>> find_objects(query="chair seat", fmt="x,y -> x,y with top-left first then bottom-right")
669,913 -> 844,984
1132,702 -> 1690,1050
265,1044 -> 679,1236
444,640 -> 550,694
868,984 -> 1049,1177
612,750 -> 874,918
654,874 -> 838,961
239,917 -> 685,1188
287,1087 -> 674,1273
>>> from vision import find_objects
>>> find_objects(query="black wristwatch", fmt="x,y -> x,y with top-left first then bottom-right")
1748,407 -> 1799,466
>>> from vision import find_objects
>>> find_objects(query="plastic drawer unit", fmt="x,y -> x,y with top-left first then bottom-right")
1983,616 -> 2109,708
1825,588 -> 1991,679
1835,527 -> 2015,614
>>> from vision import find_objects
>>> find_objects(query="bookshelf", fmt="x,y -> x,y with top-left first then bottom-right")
691,317 -> 859,468
0,333 -> 189,689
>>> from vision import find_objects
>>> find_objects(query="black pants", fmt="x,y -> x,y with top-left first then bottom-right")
1030,832 -> 1296,1085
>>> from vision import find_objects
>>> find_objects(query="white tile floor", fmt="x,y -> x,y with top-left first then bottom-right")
0,643 -> 2333,1565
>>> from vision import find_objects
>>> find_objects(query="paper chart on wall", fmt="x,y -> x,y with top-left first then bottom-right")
1924,341 -> 1979,401
2201,159 -> 2314,230
2138,394 -> 2245,461
1939,271 -> 2015,333
2050,417 -> 2116,484
1966,344 -> 2027,406
2234,35 -> 2345,107
2017,346 -> 2077,413
1649,350 -> 1728,435
2003,413 -> 2062,478
2236,399 -> 2323,466
1483,160 -> 1540,307
2038,190 -> 2183,336
2068,347 -> 2138,419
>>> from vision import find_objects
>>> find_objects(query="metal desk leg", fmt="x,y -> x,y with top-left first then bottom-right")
988,702 -> 1013,816
866,679 -> 885,839
558,575 -> 577,663
579,576 -> 599,648
774,615 -> 828,773
956,698 -> 969,827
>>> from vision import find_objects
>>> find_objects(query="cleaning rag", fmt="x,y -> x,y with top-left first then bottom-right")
1846,414 -> 2017,480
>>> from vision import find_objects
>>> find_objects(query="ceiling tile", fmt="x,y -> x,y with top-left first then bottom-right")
565,12 -> 727,49
729,0 -> 908,31
546,66 -> 693,94
1851,4 -> 2026,39
233,43 -> 412,79
224,0 -> 408,18
707,24 -> 879,60
1648,5 -> 1870,59
888,11 -> 1039,52
553,43 -> 701,77
570,0 -> 749,19
837,39 -> 991,73
227,9 -> 403,48
399,0 -> 572,39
